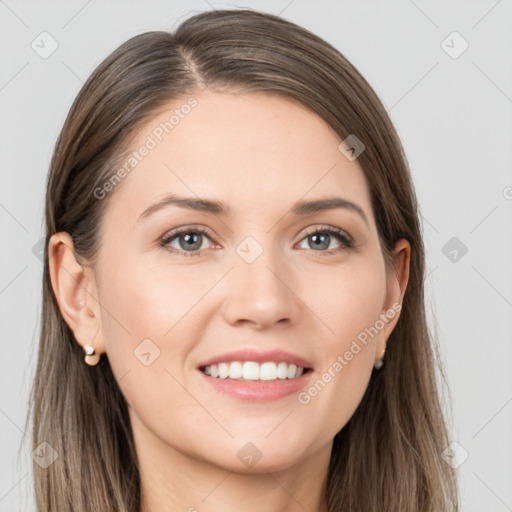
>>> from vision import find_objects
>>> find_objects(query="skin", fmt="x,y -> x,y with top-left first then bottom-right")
49,90 -> 410,512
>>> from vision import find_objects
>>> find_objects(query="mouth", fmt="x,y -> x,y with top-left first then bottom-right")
195,348 -> 314,400
196,347 -> 314,381
198,361 -> 313,382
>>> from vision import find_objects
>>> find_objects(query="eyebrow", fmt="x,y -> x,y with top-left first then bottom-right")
137,193 -> 369,226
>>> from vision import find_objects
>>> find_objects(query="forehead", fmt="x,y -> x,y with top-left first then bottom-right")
103,90 -> 372,224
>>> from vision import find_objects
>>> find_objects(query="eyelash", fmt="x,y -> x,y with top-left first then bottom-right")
159,225 -> 354,258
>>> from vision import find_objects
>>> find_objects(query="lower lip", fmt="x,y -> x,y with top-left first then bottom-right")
197,368 -> 313,402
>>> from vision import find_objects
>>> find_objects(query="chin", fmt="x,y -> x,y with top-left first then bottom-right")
204,440 -> 307,475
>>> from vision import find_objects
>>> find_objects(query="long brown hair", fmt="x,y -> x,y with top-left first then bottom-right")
28,8 -> 458,511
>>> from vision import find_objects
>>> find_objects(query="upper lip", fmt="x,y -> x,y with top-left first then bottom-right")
197,348 -> 313,369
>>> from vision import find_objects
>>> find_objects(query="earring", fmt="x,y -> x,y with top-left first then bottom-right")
374,346 -> 386,370
83,344 -> 100,366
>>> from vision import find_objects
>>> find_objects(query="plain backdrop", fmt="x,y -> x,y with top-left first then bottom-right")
1,1 -> 511,510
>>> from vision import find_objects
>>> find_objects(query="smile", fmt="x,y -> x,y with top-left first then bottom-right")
201,360 -> 308,380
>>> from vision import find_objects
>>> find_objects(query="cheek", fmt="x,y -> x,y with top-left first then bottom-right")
99,252 -> 213,345
95,252 -> 209,383
95,256 -> 210,431
297,252 -> 387,349
295,255 -> 386,434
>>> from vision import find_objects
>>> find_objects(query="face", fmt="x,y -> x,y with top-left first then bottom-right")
51,90 -> 409,475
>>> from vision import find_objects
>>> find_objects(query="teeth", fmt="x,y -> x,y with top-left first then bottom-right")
218,362 -> 229,379
243,361 -> 260,380
201,361 -> 306,381
260,362 -> 276,380
229,361 -> 243,379
288,364 -> 299,378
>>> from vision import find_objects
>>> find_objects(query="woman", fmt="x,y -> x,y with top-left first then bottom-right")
29,8 -> 458,511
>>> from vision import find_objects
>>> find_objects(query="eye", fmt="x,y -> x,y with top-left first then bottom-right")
159,224 -> 354,258
160,226 -> 215,257
296,225 -> 354,254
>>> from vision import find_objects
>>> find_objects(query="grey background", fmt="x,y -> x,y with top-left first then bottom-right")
1,1 -> 511,510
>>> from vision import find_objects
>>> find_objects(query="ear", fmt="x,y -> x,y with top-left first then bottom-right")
48,232 -> 106,357
375,238 -> 411,364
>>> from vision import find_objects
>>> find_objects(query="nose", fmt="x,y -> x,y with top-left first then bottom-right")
222,245 -> 301,330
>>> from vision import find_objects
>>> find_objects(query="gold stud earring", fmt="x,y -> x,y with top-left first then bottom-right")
83,344 -> 100,366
